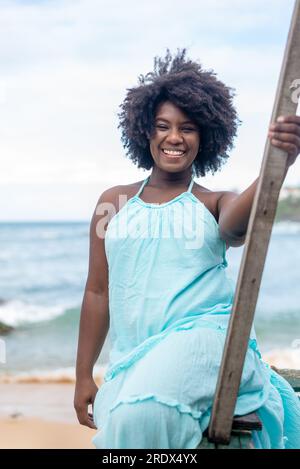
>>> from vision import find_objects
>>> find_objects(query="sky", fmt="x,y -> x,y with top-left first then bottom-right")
0,0 -> 299,221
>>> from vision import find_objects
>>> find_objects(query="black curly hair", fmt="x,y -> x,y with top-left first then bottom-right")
118,48 -> 241,177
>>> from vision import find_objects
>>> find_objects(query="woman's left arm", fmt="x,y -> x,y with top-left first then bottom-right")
218,115 -> 300,246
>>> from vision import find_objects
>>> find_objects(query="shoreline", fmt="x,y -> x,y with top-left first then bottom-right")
0,367 -> 106,385
0,347 -> 299,385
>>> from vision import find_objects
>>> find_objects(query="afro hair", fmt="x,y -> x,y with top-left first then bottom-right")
118,48 -> 241,177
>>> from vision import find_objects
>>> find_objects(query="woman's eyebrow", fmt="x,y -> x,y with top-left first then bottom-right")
155,117 -> 195,125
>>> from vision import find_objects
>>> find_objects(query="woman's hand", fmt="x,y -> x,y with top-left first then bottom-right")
74,376 -> 98,429
268,115 -> 300,167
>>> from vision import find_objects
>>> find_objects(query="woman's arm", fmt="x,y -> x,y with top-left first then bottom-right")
74,290 -> 109,429
75,291 -> 109,382
218,115 -> 300,247
74,188 -> 116,429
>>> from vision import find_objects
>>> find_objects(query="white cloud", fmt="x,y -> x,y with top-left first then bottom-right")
0,0 -> 299,220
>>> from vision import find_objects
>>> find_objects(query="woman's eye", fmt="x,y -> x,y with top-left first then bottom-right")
155,125 -> 197,134
156,125 -> 196,132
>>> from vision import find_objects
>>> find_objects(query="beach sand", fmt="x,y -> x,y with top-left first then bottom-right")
0,383 -> 97,449
0,417 -> 96,449
0,350 -> 298,449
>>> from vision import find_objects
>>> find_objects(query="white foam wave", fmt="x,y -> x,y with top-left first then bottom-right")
0,365 -> 107,384
0,300 -> 66,327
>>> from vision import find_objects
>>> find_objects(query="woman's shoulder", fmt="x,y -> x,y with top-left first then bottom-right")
193,182 -> 238,221
95,181 -> 144,216
192,182 -> 221,221
98,180 -> 143,202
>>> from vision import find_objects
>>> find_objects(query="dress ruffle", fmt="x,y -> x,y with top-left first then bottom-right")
92,323 -> 281,449
104,317 -> 262,382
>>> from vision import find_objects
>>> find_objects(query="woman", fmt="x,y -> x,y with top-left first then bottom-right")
74,49 -> 300,449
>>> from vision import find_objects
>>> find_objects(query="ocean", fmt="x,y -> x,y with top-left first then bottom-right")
0,221 -> 299,382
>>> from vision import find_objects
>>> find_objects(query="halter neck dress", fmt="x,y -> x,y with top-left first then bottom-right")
92,173 -> 300,449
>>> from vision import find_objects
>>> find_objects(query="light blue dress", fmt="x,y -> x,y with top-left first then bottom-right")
92,173 -> 300,449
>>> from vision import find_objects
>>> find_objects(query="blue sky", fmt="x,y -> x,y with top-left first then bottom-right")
0,0 -> 299,220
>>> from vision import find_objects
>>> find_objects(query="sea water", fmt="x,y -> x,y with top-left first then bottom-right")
0,221 -> 299,381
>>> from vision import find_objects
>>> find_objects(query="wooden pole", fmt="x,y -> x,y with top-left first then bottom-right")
208,0 -> 300,445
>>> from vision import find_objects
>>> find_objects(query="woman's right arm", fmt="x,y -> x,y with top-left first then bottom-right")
74,188 -> 116,429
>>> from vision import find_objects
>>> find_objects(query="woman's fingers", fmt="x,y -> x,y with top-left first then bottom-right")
268,130 -> 300,143
77,406 -> 97,429
269,122 -> 300,136
275,115 -> 300,124
270,138 -> 298,156
88,412 -> 97,430
75,401 -> 97,429
74,380 -> 98,430
268,131 -> 300,150
268,115 -> 300,163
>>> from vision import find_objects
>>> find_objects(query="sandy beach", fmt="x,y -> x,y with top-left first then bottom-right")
0,416 -> 95,449
0,350 -> 299,449
0,383 -> 98,449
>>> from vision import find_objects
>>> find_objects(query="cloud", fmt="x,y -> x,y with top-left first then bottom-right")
0,0 -> 299,220
0,0 -> 294,71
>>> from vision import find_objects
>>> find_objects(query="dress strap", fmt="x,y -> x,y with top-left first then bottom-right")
187,163 -> 196,193
187,176 -> 194,193
135,176 -> 150,198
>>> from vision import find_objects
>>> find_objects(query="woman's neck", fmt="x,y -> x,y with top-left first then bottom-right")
148,166 -> 193,189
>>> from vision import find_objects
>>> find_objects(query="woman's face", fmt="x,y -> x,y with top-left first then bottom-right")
149,100 -> 201,173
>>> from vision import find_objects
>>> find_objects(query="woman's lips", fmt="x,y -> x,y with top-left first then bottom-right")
160,149 -> 186,159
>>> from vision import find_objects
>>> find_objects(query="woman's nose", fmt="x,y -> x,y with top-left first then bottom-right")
166,128 -> 184,143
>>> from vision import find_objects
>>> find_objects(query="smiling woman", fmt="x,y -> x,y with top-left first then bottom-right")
74,48 -> 300,450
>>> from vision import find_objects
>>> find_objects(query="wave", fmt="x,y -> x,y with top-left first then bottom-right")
1,296 -> 299,332
0,365 -> 107,385
0,299 -> 74,328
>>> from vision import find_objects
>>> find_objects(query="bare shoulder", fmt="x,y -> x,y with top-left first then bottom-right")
93,180 -> 144,227
192,182 -> 221,219
193,183 -> 238,216
193,182 -> 237,197
97,180 -> 143,206
216,189 -> 239,216
192,183 -> 239,251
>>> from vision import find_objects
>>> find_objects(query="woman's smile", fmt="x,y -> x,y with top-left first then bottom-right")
160,148 -> 186,158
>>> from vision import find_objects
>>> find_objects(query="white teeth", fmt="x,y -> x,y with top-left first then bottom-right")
162,149 -> 185,156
